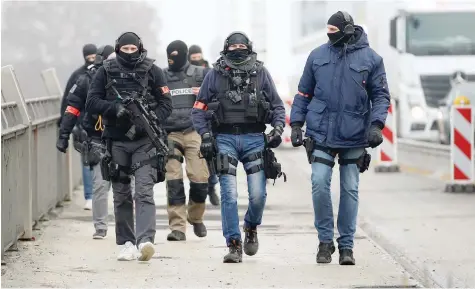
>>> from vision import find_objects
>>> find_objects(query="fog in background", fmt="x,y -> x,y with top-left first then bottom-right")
1,0 -> 162,99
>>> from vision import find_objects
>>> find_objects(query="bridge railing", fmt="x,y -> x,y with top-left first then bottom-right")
1,65 -> 82,258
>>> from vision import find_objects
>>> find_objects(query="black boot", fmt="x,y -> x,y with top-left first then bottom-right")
316,242 -> 335,263
191,222 -> 207,237
243,226 -> 259,256
208,186 -> 220,206
223,240 -> 243,263
339,249 -> 355,265
167,230 -> 186,241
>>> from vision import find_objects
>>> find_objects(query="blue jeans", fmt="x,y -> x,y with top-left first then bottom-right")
216,133 -> 267,245
82,164 -> 93,200
310,147 -> 364,250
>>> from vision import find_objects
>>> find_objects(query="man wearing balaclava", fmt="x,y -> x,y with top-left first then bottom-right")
188,44 -> 210,68
191,32 -> 286,263
290,11 -> 390,265
56,45 -> 114,241
162,40 -> 213,242
86,32 -> 172,262
57,43 -> 97,212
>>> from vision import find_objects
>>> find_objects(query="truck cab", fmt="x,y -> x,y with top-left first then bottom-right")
388,8 -> 475,141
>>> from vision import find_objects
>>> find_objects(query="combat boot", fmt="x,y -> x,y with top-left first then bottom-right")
208,186 -> 220,206
187,218 -> 207,237
316,241 -> 335,263
339,249 -> 355,265
243,226 -> 259,256
167,230 -> 186,241
223,240 -> 242,263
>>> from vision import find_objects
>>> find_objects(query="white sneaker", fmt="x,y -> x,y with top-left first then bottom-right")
84,199 -> 92,210
137,242 -> 155,261
117,241 -> 138,261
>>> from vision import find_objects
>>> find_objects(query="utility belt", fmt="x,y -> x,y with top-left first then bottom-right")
99,139 -> 167,184
303,138 -> 371,173
215,123 -> 265,135
208,134 -> 286,184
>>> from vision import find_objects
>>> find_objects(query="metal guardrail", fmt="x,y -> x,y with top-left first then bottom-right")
1,65 -> 82,259
398,138 -> 450,157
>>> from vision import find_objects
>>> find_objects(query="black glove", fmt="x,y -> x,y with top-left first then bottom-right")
115,103 -> 129,119
267,124 -> 284,148
56,136 -> 69,153
368,124 -> 383,148
291,124 -> 303,147
200,133 -> 214,157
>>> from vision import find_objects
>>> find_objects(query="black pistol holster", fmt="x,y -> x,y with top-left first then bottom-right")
338,149 -> 371,173
263,135 -> 286,185
99,139 -> 131,184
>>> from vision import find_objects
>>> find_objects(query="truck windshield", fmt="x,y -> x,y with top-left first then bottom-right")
406,12 -> 475,56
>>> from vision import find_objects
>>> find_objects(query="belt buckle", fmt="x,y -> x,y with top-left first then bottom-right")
232,125 -> 242,135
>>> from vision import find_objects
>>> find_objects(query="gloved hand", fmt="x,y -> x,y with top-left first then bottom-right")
56,137 -> 69,153
368,123 -> 383,148
291,124 -> 303,147
267,124 -> 284,148
200,133 -> 214,157
115,103 -> 129,119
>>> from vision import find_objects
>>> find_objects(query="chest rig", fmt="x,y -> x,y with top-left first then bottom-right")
103,58 -> 155,106
164,65 -> 204,110
208,60 -> 270,127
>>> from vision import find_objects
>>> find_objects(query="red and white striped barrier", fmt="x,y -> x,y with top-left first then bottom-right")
375,99 -> 400,173
446,105 -> 474,192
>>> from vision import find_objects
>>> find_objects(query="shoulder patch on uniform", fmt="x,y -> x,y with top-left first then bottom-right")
69,84 -> 77,94
160,86 -> 170,94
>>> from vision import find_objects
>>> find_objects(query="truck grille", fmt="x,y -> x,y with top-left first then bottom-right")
420,74 -> 475,108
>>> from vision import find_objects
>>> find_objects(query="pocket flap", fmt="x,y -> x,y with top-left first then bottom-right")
349,63 -> 369,72
312,58 -> 330,66
307,98 -> 327,113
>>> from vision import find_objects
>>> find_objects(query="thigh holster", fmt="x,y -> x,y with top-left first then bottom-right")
338,149 -> 371,173
242,151 -> 265,175
167,140 -> 185,163
130,154 -> 167,183
304,138 -> 337,168
216,153 -> 238,176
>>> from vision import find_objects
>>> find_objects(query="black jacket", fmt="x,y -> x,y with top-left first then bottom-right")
85,58 -> 173,141
58,64 -> 90,126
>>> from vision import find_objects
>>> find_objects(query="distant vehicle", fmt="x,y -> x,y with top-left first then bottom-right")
436,81 -> 475,144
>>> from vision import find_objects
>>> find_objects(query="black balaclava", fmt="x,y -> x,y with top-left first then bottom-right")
94,45 -> 114,66
83,44 -> 97,65
189,45 -> 204,66
327,11 -> 354,46
224,33 -> 251,64
117,32 -> 142,63
167,40 -> 188,71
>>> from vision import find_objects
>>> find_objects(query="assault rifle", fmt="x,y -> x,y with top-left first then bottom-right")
105,79 -> 169,156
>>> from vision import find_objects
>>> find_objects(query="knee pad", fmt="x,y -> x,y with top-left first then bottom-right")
167,179 -> 185,206
189,182 -> 208,203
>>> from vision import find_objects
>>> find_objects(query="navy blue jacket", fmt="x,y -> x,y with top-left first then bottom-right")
191,64 -> 286,136
290,27 -> 390,148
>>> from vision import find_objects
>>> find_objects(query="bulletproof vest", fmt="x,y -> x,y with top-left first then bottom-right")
163,64 -> 205,132
212,63 -> 269,125
103,58 -> 155,105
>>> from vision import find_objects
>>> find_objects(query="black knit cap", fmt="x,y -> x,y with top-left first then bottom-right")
327,11 -> 354,32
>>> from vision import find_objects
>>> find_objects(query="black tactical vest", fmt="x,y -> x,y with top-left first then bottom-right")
211,62 -> 270,126
163,64 -> 204,132
103,58 -> 155,105
101,58 -> 155,138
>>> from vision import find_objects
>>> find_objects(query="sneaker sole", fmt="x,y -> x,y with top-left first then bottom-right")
117,255 -> 135,261
93,235 -> 106,240
138,244 -> 155,261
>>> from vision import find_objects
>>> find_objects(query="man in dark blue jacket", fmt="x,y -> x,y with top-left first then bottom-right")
290,11 -> 389,266
192,32 -> 285,263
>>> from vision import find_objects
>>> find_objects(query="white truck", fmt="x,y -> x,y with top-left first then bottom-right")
287,0 -> 475,142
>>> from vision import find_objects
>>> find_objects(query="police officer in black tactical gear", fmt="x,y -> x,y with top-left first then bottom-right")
191,31 -> 286,263
85,32 -> 172,262
56,45 -> 114,240
162,40 -> 214,241
189,44 -> 210,68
